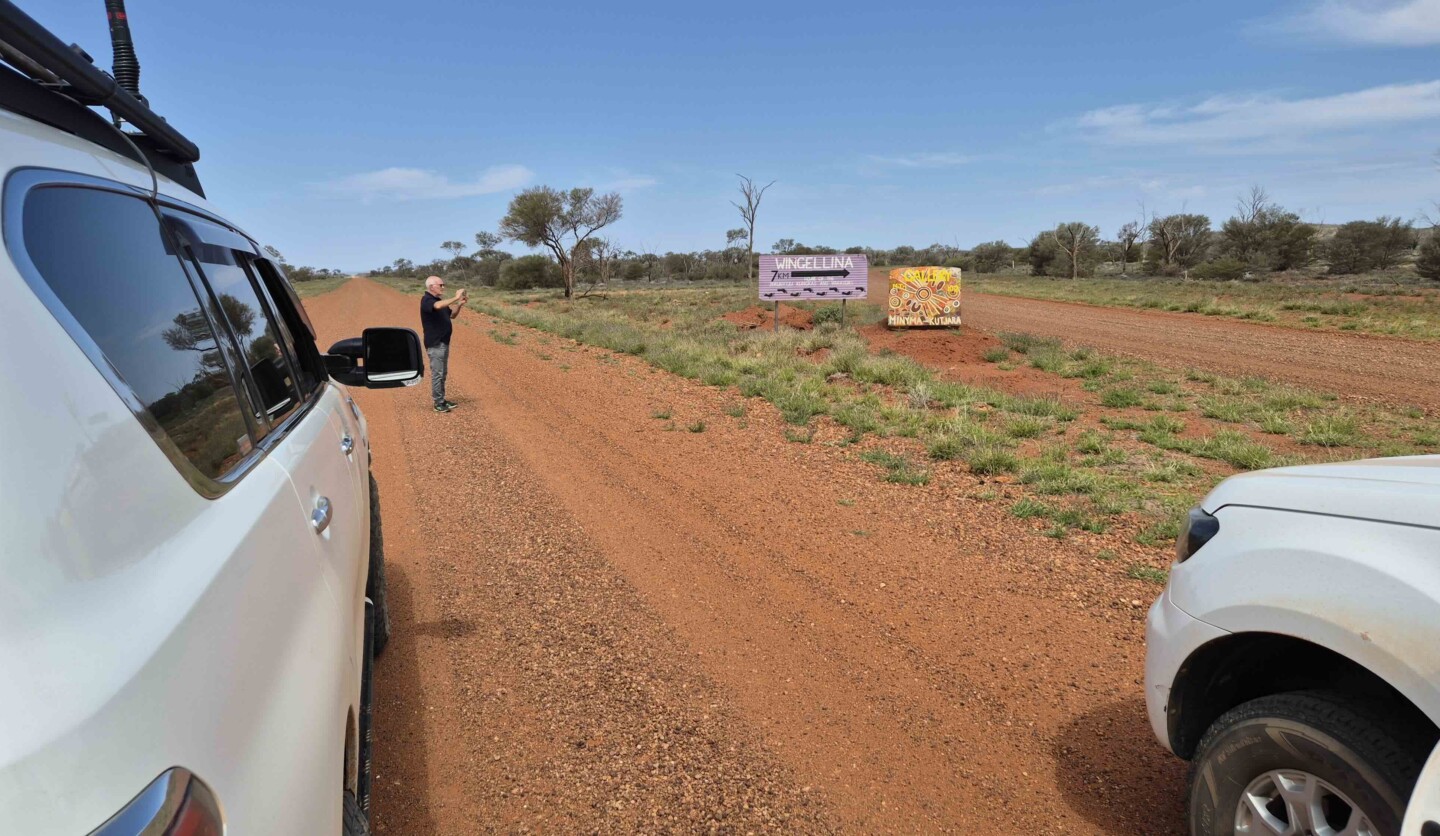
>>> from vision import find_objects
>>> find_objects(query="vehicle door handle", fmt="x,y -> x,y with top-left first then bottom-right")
312,496 -> 332,534
341,435 -> 355,456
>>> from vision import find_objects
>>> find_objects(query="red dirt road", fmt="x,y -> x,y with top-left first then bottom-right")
309,279 -> 1186,834
866,270 -> 1440,411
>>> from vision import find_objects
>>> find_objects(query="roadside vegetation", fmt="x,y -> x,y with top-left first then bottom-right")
967,272 -> 1440,340
369,278 -> 1439,565
293,273 -> 352,298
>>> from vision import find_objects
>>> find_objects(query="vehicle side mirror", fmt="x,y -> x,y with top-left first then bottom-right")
325,328 -> 423,389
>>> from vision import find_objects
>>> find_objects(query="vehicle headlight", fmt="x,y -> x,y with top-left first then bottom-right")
1176,507 -> 1220,564
92,768 -> 223,836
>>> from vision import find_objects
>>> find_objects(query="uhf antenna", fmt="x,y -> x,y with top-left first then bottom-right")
102,0 -> 157,200
104,0 -> 142,107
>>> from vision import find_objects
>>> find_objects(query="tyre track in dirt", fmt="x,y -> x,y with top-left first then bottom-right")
309,279 -> 1187,833
867,272 -> 1440,411
966,293 -> 1440,410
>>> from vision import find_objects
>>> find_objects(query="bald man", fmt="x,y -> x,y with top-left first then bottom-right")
420,275 -> 467,412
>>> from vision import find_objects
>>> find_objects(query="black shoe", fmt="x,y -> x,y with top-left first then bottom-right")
434,402 -> 452,413
443,399 -> 458,409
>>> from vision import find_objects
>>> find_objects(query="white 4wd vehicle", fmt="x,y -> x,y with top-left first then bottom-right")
1147,455 -> 1440,835
0,4 -> 421,834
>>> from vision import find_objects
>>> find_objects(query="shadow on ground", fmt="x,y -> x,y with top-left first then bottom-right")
1053,696 -> 1188,834
370,561 -> 440,834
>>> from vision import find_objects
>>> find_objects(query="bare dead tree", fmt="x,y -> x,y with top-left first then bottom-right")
1117,221 -> 1142,274
731,174 -> 775,287
1235,185 -> 1270,226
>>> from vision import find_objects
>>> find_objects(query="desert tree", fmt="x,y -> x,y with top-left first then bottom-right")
1147,213 -> 1212,276
970,240 -> 1013,274
440,240 -> 466,267
575,237 -> 619,297
1049,222 -> 1100,279
1325,217 -> 1416,274
1116,221 -> 1142,273
1417,235 -> 1440,280
731,174 -> 775,286
1218,186 -> 1316,271
473,231 -> 503,257
499,186 -> 623,299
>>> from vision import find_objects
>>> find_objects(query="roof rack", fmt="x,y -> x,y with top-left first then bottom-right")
0,1 -> 204,195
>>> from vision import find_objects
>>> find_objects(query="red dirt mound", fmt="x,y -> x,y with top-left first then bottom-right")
723,304 -> 814,330
859,323 -> 1065,396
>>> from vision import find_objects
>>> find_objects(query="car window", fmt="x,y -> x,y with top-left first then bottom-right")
21,186 -> 253,481
240,253 -> 322,397
172,228 -> 304,429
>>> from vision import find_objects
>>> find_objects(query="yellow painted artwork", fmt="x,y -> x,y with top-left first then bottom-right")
887,267 -> 962,327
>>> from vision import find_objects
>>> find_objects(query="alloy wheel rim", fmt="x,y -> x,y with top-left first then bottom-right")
1235,769 -> 1377,836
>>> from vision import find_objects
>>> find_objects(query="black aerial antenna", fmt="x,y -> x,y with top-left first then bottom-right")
104,0 -> 142,107
100,0 -> 156,200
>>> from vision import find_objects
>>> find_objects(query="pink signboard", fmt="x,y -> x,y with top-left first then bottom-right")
759,253 -> 868,301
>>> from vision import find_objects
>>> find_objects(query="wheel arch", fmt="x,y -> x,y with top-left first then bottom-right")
1167,631 -> 1438,760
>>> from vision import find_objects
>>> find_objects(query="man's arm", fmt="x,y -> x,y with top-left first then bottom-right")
432,291 -> 465,311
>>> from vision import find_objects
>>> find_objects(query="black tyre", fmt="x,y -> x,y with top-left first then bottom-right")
367,474 -> 390,656
1188,690 -> 1427,836
343,790 -> 370,836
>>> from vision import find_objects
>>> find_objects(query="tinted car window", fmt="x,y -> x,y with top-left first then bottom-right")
241,254 -> 321,396
179,239 -> 303,428
22,187 -> 253,481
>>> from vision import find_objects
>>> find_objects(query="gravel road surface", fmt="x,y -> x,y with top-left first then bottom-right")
868,270 -> 1440,411
310,279 -> 1189,834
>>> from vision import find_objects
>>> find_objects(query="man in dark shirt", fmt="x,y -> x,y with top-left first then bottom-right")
420,275 -> 467,412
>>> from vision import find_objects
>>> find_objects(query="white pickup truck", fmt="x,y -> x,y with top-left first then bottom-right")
1146,455 -> 1440,835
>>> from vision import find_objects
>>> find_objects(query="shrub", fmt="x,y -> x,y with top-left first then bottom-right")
1191,258 -> 1249,280
1418,235 -> 1440,281
497,254 -> 564,289
1326,217 -> 1416,274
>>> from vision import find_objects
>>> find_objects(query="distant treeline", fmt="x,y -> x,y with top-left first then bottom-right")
348,189 -> 1440,287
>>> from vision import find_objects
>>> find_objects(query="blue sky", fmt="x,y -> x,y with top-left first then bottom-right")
33,0 -> 1440,270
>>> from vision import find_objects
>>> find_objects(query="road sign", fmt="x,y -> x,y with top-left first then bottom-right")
887,267 -> 962,327
759,254 -> 868,301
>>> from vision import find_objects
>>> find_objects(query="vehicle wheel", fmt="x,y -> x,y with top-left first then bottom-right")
343,790 -> 370,836
1188,690 -> 1426,836
367,474 -> 390,656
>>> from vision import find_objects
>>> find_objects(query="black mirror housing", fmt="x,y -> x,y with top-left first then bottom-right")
325,328 -> 423,389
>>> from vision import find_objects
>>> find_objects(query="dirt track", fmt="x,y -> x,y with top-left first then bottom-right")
866,270 -> 1440,411
970,293 -> 1440,409
308,279 -> 1188,834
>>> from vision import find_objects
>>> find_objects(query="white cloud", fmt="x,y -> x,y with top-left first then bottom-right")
1260,0 -> 1440,46
317,164 -> 533,201
1032,174 -> 1210,201
600,171 -> 659,191
866,151 -> 980,168
1070,81 -> 1440,148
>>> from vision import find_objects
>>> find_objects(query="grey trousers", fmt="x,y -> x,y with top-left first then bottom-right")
426,342 -> 449,406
